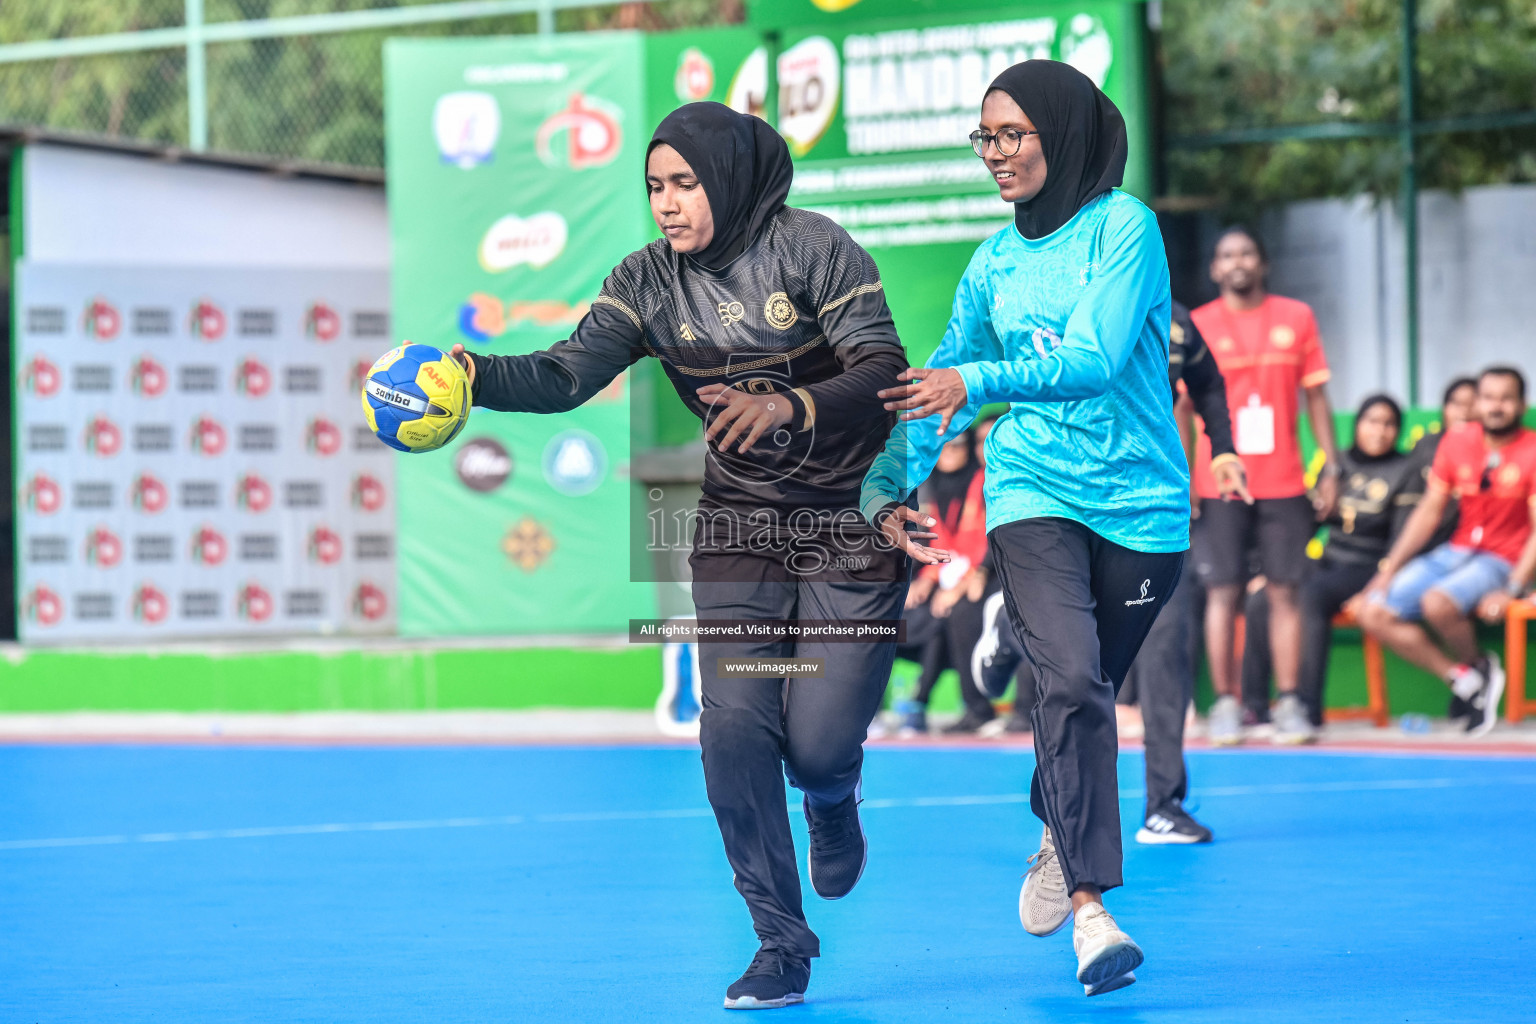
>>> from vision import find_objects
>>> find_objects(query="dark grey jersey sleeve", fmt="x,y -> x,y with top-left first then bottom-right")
468,271 -> 646,415
784,222 -> 908,434
1177,311 -> 1236,458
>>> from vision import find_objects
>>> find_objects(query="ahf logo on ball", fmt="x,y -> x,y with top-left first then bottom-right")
455,437 -> 513,493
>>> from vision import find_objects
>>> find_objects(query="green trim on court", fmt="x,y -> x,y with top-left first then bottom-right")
0,643 -> 661,712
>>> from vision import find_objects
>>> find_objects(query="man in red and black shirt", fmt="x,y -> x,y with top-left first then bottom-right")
1360,366 -> 1536,736
1190,227 -> 1342,745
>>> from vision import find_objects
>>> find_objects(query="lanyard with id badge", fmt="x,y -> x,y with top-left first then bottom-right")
1236,393 -> 1276,455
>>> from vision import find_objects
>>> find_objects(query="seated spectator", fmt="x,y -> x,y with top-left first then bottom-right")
1406,376 -> 1478,721
927,415 -> 1001,735
893,431 -> 975,736
1358,366 -> 1536,736
1242,395 -> 1419,740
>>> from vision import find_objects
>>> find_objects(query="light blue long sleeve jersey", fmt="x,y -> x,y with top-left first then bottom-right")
860,190 -> 1190,554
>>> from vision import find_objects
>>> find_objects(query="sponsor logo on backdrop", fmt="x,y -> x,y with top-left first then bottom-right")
433,91 -> 501,169
840,18 -> 1060,156
353,582 -> 389,621
190,416 -> 227,456
238,583 -> 274,622
189,299 -> 227,341
349,357 -> 374,396
455,437 -> 513,493
307,417 -> 343,456
675,47 -> 715,101
133,583 -> 170,624
728,47 -> 770,117
536,94 -> 622,170
778,36 -> 840,157
236,357 -> 272,396
83,297 -> 121,340
132,356 -> 168,397
1059,14 -> 1113,87
306,302 -> 342,342
542,429 -> 606,496
237,473 -> 273,512
457,294 -> 590,343
191,525 -> 228,566
133,473 -> 170,514
811,0 -> 864,8
26,473 -> 62,515
26,584 -> 64,627
352,472 -> 387,512
308,526 -> 343,565
24,355 -> 61,396
502,516 -> 555,572
85,527 -> 123,568
479,212 -> 568,273
85,415 -> 122,457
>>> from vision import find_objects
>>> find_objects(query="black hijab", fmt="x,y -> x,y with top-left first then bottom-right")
924,431 -> 977,528
647,102 -> 793,271
1350,394 -> 1403,465
985,60 -> 1128,240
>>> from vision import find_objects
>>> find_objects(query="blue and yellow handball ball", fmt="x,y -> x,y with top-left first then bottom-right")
361,343 -> 470,453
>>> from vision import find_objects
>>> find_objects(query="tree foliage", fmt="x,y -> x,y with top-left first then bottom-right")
1161,0 -> 1536,208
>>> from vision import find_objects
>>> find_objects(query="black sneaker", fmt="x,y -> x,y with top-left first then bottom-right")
1466,653 -> 1505,737
1135,805 -> 1213,845
805,785 -> 867,900
1448,694 -> 1474,722
1003,711 -> 1032,734
972,591 -> 1019,699
724,948 -> 811,1010
941,709 -> 996,735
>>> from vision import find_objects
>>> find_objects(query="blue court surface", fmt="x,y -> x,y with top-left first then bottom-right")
3,743 -> 1534,1023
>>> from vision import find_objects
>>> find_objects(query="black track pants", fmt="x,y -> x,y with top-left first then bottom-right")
1121,561 -> 1195,818
693,552 -> 907,958
988,518 -> 1185,893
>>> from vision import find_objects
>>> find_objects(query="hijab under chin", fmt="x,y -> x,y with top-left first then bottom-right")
985,60 -> 1128,240
1350,395 -> 1404,465
647,102 -> 793,271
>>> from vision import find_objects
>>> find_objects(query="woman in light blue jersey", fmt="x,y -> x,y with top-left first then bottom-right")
861,60 -> 1188,998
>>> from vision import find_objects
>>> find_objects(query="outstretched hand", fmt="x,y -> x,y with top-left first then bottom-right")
696,383 -> 793,454
877,504 -> 952,566
448,344 -> 477,387
878,367 -> 969,435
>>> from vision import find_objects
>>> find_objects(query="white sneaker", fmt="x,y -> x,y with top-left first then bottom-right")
1468,652 -> 1506,738
1019,826 -> 1072,936
1073,903 -> 1143,995
1207,694 -> 1244,746
1271,693 -> 1317,745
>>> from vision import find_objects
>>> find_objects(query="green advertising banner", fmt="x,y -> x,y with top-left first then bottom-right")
384,34 -> 657,636
383,29 -> 779,636
768,2 -> 1151,364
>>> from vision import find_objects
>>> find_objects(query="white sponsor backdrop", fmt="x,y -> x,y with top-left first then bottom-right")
15,263 -> 397,642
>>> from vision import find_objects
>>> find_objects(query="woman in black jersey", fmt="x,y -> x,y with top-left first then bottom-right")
450,103 -> 915,1010
1243,395 -> 1417,733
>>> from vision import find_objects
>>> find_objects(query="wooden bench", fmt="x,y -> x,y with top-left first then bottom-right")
1234,599 -> 1536,726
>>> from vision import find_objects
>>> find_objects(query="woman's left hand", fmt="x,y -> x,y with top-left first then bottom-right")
696,384 -> 793,453
879,367 -> 970,434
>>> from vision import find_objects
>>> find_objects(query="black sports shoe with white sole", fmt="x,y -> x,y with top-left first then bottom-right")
1135,805 -> 1213,845
724,949 -> 811,1010
805,785 -> 867,900
972,591 -> 1019,700
1467,653 -> 1505,737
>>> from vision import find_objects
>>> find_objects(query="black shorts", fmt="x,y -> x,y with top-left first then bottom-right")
1191,495 -> 1317,587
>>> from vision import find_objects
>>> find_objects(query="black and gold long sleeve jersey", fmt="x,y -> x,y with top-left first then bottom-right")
468,206 -> 908,519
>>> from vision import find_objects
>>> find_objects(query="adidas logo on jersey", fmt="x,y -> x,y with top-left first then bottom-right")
680,323 -> 697,341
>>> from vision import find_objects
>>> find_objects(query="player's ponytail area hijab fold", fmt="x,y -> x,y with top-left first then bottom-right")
646,101 -> 794,271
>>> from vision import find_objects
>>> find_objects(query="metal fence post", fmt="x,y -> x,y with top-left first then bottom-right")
537,0 -> 555,34
1400,0 -> 1419,405
186,0 -> 208,151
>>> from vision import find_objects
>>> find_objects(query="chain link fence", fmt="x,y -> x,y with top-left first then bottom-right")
0,0 -> 741,168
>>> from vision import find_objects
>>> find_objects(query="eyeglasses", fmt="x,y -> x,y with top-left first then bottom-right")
969,128 -> 1039,158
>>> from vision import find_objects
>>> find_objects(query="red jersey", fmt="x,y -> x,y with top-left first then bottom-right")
921,469 -> 987,585
1190,295 -> 1331,500
1429,423 -> 1536,564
